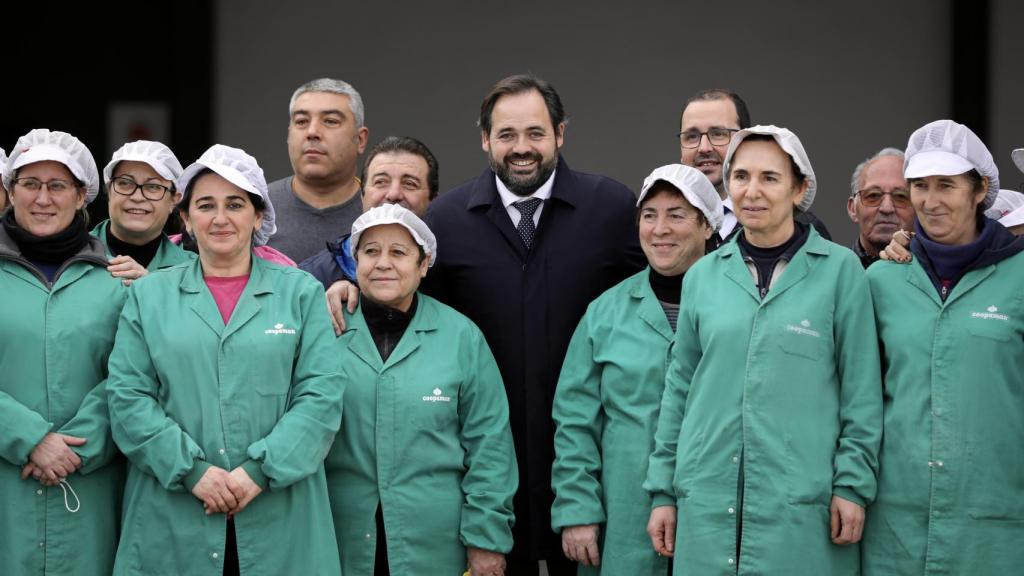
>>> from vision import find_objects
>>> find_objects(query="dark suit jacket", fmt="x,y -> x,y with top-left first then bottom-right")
422,156 -> 645,560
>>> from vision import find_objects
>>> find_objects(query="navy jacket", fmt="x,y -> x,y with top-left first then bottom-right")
422,156 -> 645,561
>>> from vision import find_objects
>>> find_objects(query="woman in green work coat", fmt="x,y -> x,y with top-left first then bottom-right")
326,204 -> 516,576
0,129 -> 126,575
91,140 -> 190,283
107,145 -> 343,575
862,120 -> 1024,575
645,126 -> 883,575
550,164 -> 722,575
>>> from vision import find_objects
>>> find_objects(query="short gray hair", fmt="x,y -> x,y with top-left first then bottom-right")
850,147 -> 904,198
288,78 -> 365,129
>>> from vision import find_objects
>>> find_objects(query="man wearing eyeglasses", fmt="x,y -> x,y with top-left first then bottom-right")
678,89 -> 831,248
846,148 -> 914,268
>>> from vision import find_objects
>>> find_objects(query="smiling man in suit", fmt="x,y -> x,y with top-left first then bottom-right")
422,74 -> 645,575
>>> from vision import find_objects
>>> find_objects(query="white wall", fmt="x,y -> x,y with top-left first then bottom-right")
216,0 -> 960,246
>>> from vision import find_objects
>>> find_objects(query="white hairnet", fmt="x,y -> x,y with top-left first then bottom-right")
637,164 -> 725,232
350,204 -> 437,267
4,129 -> 100,203
177,145 -> 277,246
984,189 -> 1024,220
1012,148 -> 1024,175
104,140 -> 183,185
0,148 -> 7,190
1000,204 -> 1024,229
722,125 -> 817,211
904,120 -> 999,209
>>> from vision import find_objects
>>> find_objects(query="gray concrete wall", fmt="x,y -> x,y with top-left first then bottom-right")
216,0 -> 969,246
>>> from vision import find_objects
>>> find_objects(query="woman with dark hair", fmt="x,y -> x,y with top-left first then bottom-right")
107,145 -> 343,575
92,140 -> 190,284
551,164 -> 721,575
862,120 -> 1024,575
645,126 -> 882,575
0,128 -> 126,575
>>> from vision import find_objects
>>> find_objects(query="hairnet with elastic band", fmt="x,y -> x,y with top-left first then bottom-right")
0,148 -> 7,189
904,120 -> 999,209
177,144 -> 277,246
722,125 -> 817,211
103,140 -> 183,185
4,129 -> 101,203
350,204 -> 437,267
637,164 -> 724,232
984,189 -> 1024,220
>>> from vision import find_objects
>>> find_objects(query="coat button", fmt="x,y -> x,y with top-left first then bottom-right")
218,448 -> 226,455
728,558 -> 735,565
933,408 -> 943,417
39,541 -> 45,548
212,552 -> 219,559
936,460 -> 944,467
732,456 -> 739,464
927,461 -> 934,467
366,533 -> 372,539
36,489 -> 43,495
728,507 -> 735,514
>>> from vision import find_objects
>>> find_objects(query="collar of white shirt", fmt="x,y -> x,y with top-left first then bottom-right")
495,169 -> 557,227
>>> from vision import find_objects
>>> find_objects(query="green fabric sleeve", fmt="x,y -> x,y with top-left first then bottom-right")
457,324 -> 518,554
643,277 -> 701,503
550,311 -> 607,531
246,282 -> 344,489
831,256 -> 883,506
0,393 -> 52,465
108,289 -> 206,492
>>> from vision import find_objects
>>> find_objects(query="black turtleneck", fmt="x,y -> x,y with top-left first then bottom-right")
648,268 -> 684,330
361,294 -> 418,362
105,227 -> 163,268
738,221 -> 810,298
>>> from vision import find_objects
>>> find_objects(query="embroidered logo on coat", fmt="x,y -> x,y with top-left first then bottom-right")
422,387 -> 451,402
785,319 -> 821,338
265,322 -> 297,335
971,305 -> 1009,321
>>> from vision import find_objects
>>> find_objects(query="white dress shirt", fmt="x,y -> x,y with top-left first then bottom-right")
719,196 -> 738,240
495,169 -> 557,228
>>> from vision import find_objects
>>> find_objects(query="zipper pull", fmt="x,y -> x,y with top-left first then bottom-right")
940,285 -> 948,301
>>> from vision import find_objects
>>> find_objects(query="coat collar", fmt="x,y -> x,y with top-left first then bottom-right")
342,292 -> 440,372
181,254 -> 276,338
466,155 -> 581,211
628,268 -> 675,342
719,226 -> 831,304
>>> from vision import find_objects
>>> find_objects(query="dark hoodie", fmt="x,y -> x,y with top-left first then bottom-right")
911,217 -> 1024,301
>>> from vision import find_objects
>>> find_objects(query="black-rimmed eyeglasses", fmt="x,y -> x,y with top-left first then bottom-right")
110,176 -> 172,201
677,128 -> 739,149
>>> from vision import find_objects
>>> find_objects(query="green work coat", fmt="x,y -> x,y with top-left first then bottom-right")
551,268 -> 672,575
107,255 -> 343,576
91,219 -> 191,271
0,229 -> 127,575
326,294 -> 516,575
644,229 -> 882,575
863,251 -> 1024,575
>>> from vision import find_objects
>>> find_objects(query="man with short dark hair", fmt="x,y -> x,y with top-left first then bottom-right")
301,135 -> 438,288
678,89 -> 831,246
423,74 -> 645,575
266,78 -> 369,262
847,148 -> 914,267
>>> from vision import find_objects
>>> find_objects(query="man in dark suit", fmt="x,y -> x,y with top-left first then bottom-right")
423,74 -> 645,575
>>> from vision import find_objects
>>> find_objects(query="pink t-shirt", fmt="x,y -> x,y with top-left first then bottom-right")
204,274 -> 250,324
